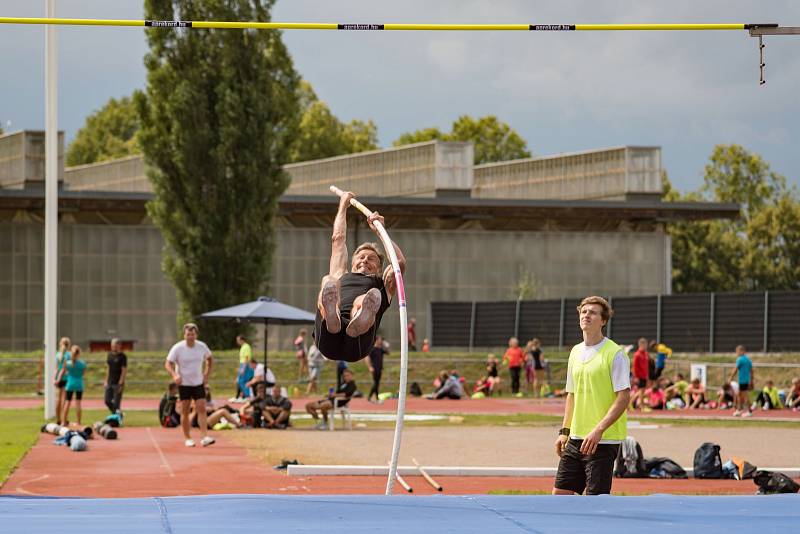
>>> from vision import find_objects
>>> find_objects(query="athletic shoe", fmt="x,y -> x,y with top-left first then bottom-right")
185,439 -> 196,447
320,280 -> 341,334
346,288 -> 381,337
201,436 -> 216,447
741,411 -> 753,418
732,410 -> 742,417
514,392 -> 524,398
315,422 -> 328,430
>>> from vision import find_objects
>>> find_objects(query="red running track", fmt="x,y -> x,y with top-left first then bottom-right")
1,427 -> 785,498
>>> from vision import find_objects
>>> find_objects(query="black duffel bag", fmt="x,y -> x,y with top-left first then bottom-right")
753,470 -> 800,494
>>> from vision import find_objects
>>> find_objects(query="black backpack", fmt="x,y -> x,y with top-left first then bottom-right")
409,382 -> 422,397
693,442 -> 723,479
753,470 -> 800,494
645,457 -> 688,479
614,437 -> 648,478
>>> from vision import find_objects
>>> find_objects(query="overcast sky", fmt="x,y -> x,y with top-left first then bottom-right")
1,0 -> 798,192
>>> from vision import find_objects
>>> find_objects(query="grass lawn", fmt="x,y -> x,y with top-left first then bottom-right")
0,409 -> 41,485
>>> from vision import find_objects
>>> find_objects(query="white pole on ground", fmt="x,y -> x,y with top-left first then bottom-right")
43,0 -> 58,420
329,185 -> 408,496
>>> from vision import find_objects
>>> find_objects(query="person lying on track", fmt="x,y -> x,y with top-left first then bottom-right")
315,190 -> 406,363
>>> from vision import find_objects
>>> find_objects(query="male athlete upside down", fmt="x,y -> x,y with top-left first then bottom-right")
315,191 -> 406,362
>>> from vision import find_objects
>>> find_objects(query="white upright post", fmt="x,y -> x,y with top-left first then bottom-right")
43,0 -> 58,420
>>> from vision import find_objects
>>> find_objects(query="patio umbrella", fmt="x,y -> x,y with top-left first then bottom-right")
200,296 -> 316,368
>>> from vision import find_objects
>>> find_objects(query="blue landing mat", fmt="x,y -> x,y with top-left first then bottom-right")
1,494 -> 798,533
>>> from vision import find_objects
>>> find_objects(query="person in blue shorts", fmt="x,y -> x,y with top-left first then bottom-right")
62,345 -> 87,426
729,345 -> 753,417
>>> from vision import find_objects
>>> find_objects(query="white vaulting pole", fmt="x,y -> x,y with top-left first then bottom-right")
43,0 -> 58,420
330,185 -> 408,496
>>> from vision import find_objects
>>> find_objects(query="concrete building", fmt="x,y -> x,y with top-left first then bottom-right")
0,130 -> 738,351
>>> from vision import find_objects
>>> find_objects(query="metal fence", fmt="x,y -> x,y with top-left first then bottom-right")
430,291 -> 800,352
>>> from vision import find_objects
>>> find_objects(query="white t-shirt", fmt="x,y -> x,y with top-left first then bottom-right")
167,340 -> 211,386
252,363 -> 276,385
565,338 -> 630,393
565,338 -> 631,445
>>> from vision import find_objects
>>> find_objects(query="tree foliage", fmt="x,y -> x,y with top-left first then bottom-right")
136,0 -> 300,346
66,96 -> 141,166
288,81 -> 378,162
666,145 -> 799,293
393,115 -> 531,164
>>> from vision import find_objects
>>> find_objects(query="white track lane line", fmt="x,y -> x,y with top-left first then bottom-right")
15,473 -> 50,496
147,427 -> 176,478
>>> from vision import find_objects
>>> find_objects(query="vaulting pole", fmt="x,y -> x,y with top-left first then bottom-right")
43,0 -> 58,420
330,186 -> 408,496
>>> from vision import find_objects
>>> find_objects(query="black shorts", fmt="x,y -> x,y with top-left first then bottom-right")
739,382 -> 750,392
56,379 -> 67,389
314,310 -> 375,363
636,378 -> 647,389
178,384 -> 206,401
554,439 -> 620,495
65,390 -> 83,401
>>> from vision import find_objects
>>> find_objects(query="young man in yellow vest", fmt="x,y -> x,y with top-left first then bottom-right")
552,296 -> 630,495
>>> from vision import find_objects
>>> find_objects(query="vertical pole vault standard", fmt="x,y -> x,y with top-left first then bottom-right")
43,0 -> 58,420
329,186 -> 408,496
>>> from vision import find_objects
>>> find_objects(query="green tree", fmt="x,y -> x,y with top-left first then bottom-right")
289,80 -> 378,162
136,0 -> 300,346
666,145 -> 799,292
393,115 -> 531,164
66,96 -> 141,166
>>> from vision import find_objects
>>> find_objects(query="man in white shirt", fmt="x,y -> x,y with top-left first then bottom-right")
165,323 -> 215,447
245,358 -> 276,394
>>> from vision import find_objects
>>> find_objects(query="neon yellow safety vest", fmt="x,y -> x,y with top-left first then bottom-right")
568,338 -> 627,441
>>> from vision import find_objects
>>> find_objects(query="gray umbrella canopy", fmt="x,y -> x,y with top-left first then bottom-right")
200,296 -> 315,367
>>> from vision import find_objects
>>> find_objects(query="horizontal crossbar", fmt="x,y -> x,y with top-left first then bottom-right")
0,18 -> 784,32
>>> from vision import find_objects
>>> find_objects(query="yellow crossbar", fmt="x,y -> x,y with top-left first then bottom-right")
0,17 -> 756,32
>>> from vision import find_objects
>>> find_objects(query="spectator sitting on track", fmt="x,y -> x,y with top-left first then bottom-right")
753,380 -> 781,411
665,373 -> 689,404
238,383 -> 268,426
786,377 -> 800,411
189,388 -> 241,429
473,375 -> 491,398
716,381 -> 739,410
685,378 -> 707,409
263,382 -> 292,429
427,370 -> 464,400
306,368 -> 358,430
485,354 -> 501,395
643,381 -> 666,410
159,383 -> 181,428
245,358 -> 276,395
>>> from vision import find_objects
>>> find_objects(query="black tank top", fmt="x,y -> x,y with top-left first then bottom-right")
339,272 -> 391,327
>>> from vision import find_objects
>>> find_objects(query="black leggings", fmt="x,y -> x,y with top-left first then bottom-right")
369,369 -> 382,400
510,367 -> 521,394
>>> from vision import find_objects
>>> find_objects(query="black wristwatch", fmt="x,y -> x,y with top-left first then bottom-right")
558,427 -> 570,436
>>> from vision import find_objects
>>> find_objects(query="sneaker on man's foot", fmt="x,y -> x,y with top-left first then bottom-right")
201,436 -> 216,447
320,280 -> 341,334
346,288 -> 381,337
732,410 -> 742,417
742,411 -> 753,417
185,439 -> 196,447
315,422 -> 328,430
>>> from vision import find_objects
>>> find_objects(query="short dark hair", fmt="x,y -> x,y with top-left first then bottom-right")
183,323 -> 198,333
